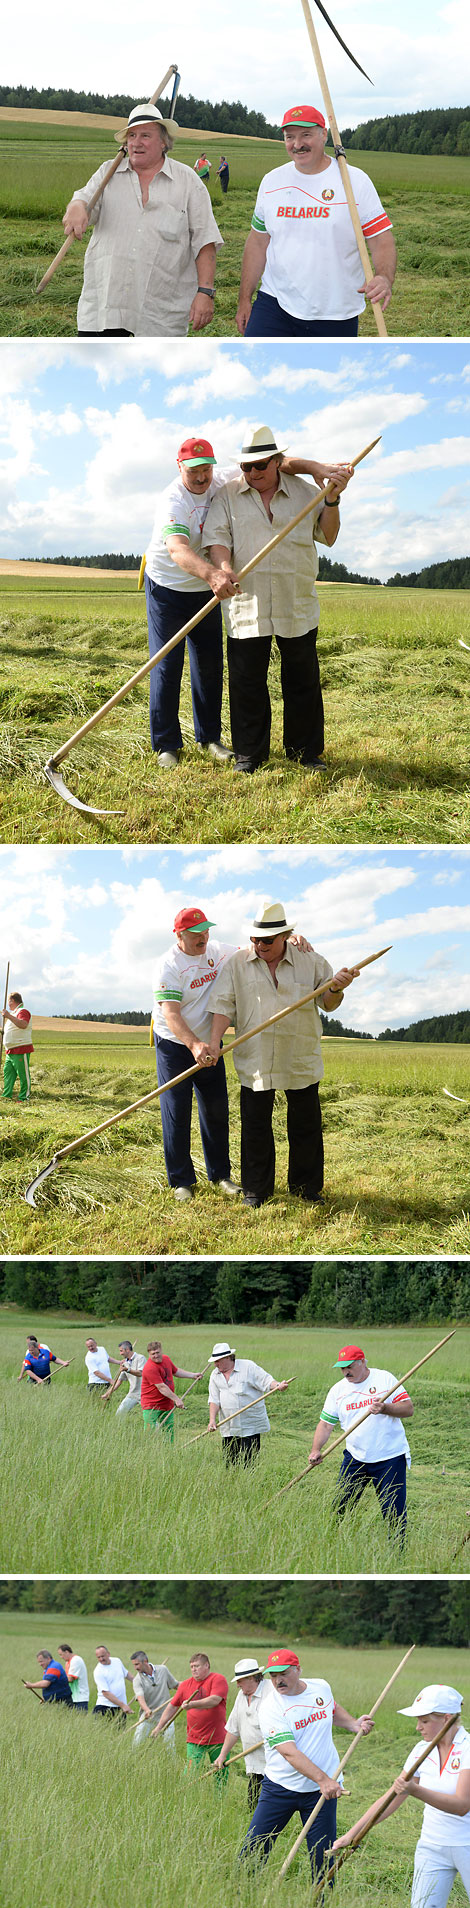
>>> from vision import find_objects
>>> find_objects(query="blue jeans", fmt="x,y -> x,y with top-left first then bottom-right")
155,1036 -> 231,1187
245,291 -> 359,337
336,1450 -> 407,1540
145,575 -> 223,753
240,1776 -> 337,1881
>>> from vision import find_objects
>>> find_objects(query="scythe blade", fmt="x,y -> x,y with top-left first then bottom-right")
25,1158 -> 61,1206
312,0 -> 372,82
44,761 -> 123,818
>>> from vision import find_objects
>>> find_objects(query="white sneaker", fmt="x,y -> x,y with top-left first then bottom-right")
218,1177 -> 241,1197
158,751 -> 179,769
174,1185 -> 194,1202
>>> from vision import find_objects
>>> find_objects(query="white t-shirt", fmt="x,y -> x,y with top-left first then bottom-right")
258,1678 -> 341,1792
67,1655 -> 90,1702
93,1658 -> 128,1708
321,1368 -> 411,1466
153,938 -> 236,1045
85,1346 -> 112,1386
146,466 -> 239,591
251,156 -> 392,320
403,1726 -> 470,1848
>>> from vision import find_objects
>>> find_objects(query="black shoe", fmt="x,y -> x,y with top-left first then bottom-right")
303,757 -> 327,773
243,1192 -> 264,1208
234,758 -> 258,775
302,1190 -> 325,1205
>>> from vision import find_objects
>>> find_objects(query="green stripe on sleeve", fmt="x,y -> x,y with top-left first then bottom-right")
320,1410 -> 339,1425
251,214 -> 267,232
266,1729 -> 295,1747
154,989 -> 183,1003
162,523 -> 190,540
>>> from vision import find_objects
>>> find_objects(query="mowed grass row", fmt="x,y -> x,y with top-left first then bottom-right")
1,1026 -> 470,1250
1,578 -> 469,844
0,1317 -> 467,1573
0,120 -> 469,335
3,1614 -> 470,1908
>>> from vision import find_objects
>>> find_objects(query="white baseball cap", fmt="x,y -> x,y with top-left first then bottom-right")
210,1342 -> 236,1360
398,1684 -> 463,1717
231,1658 -> 265,1681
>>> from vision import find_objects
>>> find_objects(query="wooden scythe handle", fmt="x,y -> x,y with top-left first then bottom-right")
299,0 -> 389,337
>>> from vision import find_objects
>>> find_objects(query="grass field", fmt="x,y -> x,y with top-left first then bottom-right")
1,1028 -> 469,1257
2,1611 -> 470,1908
1,574 -> 469,845
0,117 -> 469,336
1,1315 -> 467,1574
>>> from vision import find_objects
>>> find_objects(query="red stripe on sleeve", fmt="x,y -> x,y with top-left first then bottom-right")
362,214 -> 392,238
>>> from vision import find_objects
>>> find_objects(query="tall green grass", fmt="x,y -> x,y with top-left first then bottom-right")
2,1614 -> 470,1908
0,1318 -> 467,1573
1,579 -> 469,845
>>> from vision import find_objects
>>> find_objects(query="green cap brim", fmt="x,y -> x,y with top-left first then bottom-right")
188,918 -> 216,930
333,1357 -> 355,1367
180,457 -> 216,468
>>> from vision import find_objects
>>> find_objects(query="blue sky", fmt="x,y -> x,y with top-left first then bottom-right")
2,845 -> 470,1031
4,0 -> 469,125
1,339 -> 470,579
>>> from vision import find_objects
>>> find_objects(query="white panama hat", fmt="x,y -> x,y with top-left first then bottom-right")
115,102 -> 178,144
210,1341 -> 236,1360
398,1683 -> 463,1717
232,1658 -> 265,1681
238,424 -> 288,463
251,901 -> 295,938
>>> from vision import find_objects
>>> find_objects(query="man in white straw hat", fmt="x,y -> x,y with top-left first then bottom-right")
204,424 -> 353,772
208,900 -> 359,1206
212,1658 -> 267,1808
62,103 -> 223,337
236,103 -> 395,338
207,1342 -> 290,1463
334,1683 -> 470,1906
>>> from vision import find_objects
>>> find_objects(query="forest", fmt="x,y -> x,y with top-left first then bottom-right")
2,1257 -> 469,1322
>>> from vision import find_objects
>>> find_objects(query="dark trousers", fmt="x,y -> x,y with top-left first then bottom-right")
222,1434 -> 261,1466
240,1082 -> 324,1203
155,1036 -> 231,1188
93,1706 -> 126,1725
227,628 -> 324,767
145,575 -> 223,752
77,329 -> 132,336
245,290 -> 359,338
73,1702 -> 89,1712
219,169 -> 229,193
247,1773 -> 264,1812
240,1776 -> 337,1881
336,1450 -> 407,1540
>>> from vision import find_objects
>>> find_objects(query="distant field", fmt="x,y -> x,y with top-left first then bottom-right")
2,1612 -> 470,1908
1,1029 -> 469,1257
0,1317 -> 467,1574
0,116 -> 468,335
1,574 -> 469,845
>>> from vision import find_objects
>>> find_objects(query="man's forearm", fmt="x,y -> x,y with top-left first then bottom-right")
322,987 -> 344,1011
369,231 -> 397,288
238,230 -> 269,302
195,243 -> 216,290
165,538 -> 214,587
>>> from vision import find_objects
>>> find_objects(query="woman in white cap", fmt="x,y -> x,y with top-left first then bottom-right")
62,103 -> 223,337
333,1683 -> 470,1905
204,422 -> 353,772
208,1343 -> 290,1463
212,1659 -> 267,1808
209,902 -> 359,1206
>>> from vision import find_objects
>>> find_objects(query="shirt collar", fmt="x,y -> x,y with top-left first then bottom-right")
122,152 -> 172,179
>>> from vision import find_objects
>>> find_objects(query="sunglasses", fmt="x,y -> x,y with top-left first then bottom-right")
251,934 -> 279,947
241,457 -> 275,472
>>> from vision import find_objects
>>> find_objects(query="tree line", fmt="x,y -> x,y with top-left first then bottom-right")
377,1010 -> 470,1044
387,558 -> 470,589
341,106 -> 470,156
2,1256 -> 469,1322
0,85 -> 282,141
22,554 -> 470,590
2,1576 -> 470,1646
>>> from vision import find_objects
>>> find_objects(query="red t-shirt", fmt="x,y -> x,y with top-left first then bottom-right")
140,1354 -> 178,1412
171,1673 -> 228,1744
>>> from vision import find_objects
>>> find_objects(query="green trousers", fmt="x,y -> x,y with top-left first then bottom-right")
2,1053 -> 31,1101
142,1407 -> 174,1441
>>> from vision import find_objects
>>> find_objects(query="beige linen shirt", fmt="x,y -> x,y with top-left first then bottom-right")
122,1352 -> 145,1398
226,1682 -> 267,1773
203,471 -> 328,639
208,1356 -> 275,1435
72,154 -> 223,336
132,1663 -> 178,1712
209,941 -> 333,1090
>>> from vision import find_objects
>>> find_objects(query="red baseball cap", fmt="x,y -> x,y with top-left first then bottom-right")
333,1345 -> 365,1367
173,907 -> 215,933
281,105 -> 326,130
177,437 -> 216,467
266,1649 -> 300,1671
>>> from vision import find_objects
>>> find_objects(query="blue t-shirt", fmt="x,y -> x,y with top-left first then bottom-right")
24,1345 -> 56,1378
42,1661 -> 73,1704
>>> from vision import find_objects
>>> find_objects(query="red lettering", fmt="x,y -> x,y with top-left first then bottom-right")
306,207 -> 313,219
277,206 -> 285,218
190,974 -> 212,989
